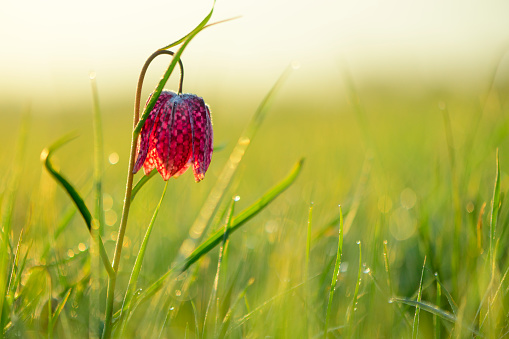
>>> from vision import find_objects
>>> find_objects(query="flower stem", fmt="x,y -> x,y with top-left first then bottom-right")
101,49 -> 184,339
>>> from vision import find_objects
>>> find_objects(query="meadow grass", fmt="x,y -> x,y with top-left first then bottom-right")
2,34 -> 509,339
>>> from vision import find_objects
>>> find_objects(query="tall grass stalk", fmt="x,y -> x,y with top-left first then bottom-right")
324,206 -> 343,339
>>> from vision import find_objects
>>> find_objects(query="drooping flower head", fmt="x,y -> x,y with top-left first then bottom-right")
133,90 -> 213,182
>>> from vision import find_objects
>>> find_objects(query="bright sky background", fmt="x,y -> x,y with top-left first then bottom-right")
1,0 -> 509,115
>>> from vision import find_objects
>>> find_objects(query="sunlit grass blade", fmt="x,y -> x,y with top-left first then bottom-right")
393,298 -> 455,323
116,182 -> 169,335
41,134 -> 113,277
304,202 -> 313,338
202,197 -> 236,338
489,149 -> 500,275
119,159 -> 303,318
434,273 -> 441,339
324,206 -> 343,339
41,133 -> 91,230
0,113 -> 29,328
434,272 -> 458,315
345,240 -> 362,336
412,256 -> 426,339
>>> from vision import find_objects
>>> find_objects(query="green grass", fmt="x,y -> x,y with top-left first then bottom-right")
2,44 -> 509,338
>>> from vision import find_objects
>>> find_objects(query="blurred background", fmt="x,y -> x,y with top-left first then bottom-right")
1,0 -> 509,117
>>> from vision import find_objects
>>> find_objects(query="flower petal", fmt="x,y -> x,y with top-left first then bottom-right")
133,91 -> 176,173
186,95 -> 213,182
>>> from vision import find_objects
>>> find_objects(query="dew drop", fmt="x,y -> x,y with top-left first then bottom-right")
388,298 -> 394,304
356,240 -> 361,244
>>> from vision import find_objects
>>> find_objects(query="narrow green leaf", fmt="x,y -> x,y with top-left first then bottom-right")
117,181 -> 169,335
41,134 -> 113,277
412,256 -> 427,339
393,297 -> 455,323
346,240 -> 362,334
41,133 -> 92,231
324,206 -> 343,339
434,275 -> 441,339
434,272 -> 458,315
489,149 -> 500,276
49,288 -> 72,332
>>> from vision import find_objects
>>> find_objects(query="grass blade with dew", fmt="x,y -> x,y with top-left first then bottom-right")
201,197 -> 236,338
324,206 -> 343,339
116,159 -> 303,319
116,182 -> 169,335
434,272 -> 458,315
41,134 -> 113,277
434,273 -> 441,339
412,256 -> 426,339
345,240 -> 362,337
171,66 -> 293,270
0,112 -> 29,327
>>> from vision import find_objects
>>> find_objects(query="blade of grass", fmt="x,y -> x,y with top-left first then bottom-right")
49,288 -> 72,334
0,112 -> 29,328
434,273 -> 441,339
412,256 -> 427,339
116,159 -> 303,319
90,72 -> 105,339
489,149 -> 500,277
41,134 -> 113,278
202,197 -> 236,338
305,202 -> 313,339
324,206 -> 343,339
345,240 -> 362,336
434,272 -> 458,315
117,181 -> 169,335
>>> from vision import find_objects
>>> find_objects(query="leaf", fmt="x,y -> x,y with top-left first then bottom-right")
324,206 -> 343,339
41,133 -> 92,231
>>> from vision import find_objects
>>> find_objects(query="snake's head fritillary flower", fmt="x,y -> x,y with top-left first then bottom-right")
133,90 -> 213,182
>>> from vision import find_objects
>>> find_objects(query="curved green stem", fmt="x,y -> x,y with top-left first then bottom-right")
101,50 -> 183,339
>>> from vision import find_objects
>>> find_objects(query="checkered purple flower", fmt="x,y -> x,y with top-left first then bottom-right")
133,90 -> 213,182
